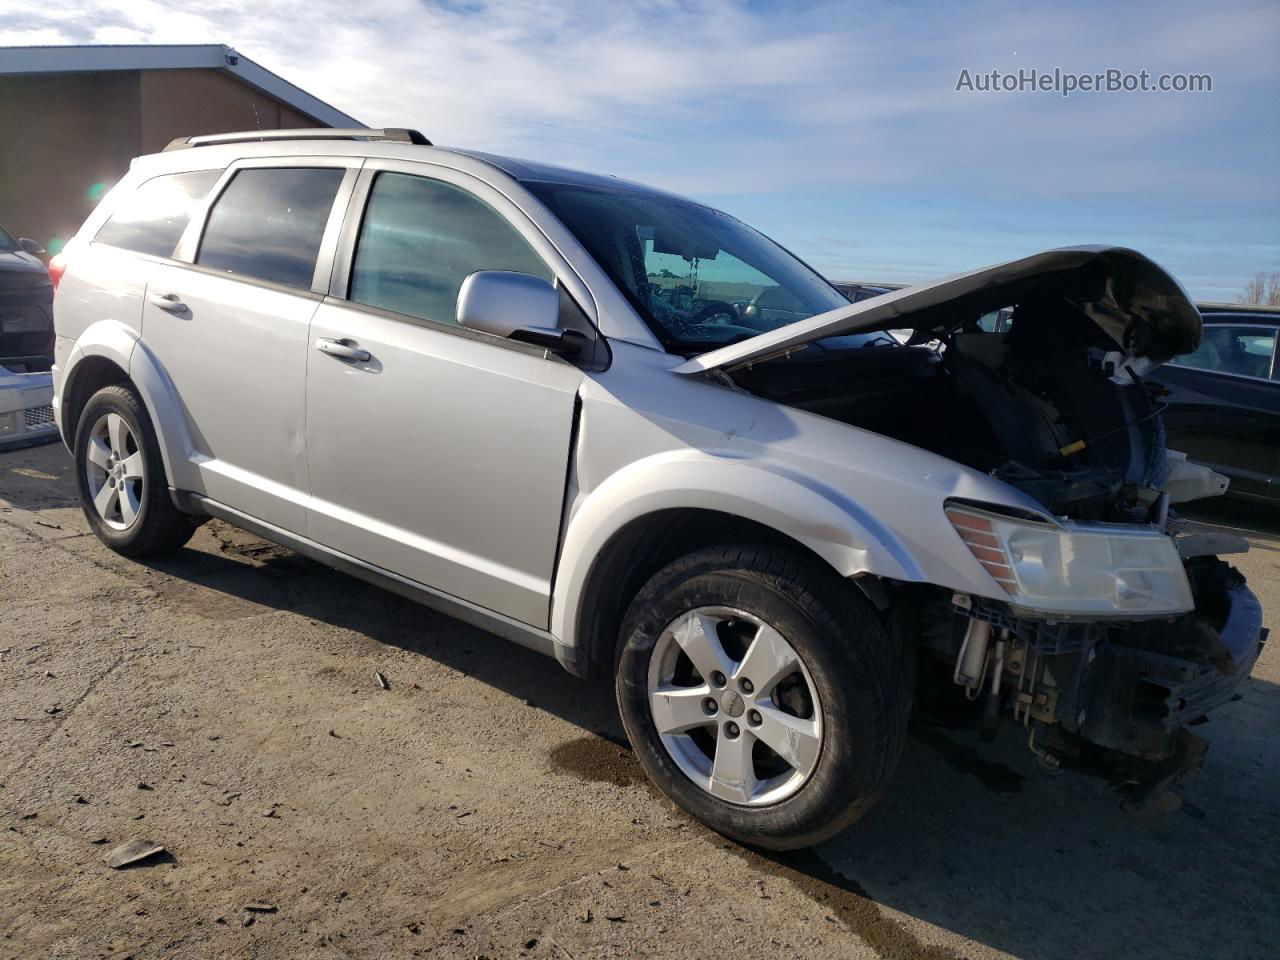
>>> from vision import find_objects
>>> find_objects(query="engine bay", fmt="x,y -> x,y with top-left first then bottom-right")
730,296 -> 1174,523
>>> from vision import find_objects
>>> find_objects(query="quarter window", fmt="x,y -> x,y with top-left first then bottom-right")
197,167 -> 344,290
95,170 -> 221,258
349,172 -> 552,325
1170,324 -> 1278,380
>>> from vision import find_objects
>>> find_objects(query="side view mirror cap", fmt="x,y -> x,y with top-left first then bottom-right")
456,270 -> 584,355
18,237 -> 45,256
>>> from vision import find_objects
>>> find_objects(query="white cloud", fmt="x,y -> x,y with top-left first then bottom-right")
3,0 -> 1273,198
2,0 -> 1275,293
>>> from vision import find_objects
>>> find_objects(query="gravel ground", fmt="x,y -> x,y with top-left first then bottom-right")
2,440 -> 1277,960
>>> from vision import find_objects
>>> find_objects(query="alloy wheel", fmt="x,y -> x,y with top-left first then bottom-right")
647,606 -> 823,806
84,412 -> 145,530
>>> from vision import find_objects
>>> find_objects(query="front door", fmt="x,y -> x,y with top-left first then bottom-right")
305,167 -> 585,627
1158,321 -> 1280,500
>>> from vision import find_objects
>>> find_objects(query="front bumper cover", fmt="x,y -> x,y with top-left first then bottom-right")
1080,581 -> 1264,758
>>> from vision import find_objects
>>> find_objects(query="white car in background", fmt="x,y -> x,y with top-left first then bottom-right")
48,128 -> 1263,848
0,364 -> 57,449
0,224 -> 57,449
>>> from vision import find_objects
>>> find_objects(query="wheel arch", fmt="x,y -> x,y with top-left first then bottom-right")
550,453 -> 925,679
60,321 -> 194,487
60,353 -> 130,452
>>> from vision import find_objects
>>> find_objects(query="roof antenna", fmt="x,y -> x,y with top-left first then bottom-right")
251,102 -> 262,130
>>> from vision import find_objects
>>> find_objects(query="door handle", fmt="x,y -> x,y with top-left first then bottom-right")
147,292 -> 188,314
315,338 -> 371,363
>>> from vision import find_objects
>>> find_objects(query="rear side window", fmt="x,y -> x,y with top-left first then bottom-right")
94,170 -> 221,258
348,172 -> 551,325
197,167 -> 344,290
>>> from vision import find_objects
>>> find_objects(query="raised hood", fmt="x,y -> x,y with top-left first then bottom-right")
673,246 -> 1201,375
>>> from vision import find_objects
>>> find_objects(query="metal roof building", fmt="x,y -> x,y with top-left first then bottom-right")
0,44 -> 364,253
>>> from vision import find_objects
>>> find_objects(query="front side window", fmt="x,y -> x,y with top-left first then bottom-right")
0,226 -> 17,252
349,172 -> 552,325
197,167 -> 344,290
95,170 -> 221,258
1170,324 -> 1278,380
525,181 -> 851,351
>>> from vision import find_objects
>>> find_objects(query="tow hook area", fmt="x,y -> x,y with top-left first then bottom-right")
1120,729 -> 1209,811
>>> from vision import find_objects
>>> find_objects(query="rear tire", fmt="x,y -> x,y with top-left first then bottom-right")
615,544 -> 908,850
74,384 -> 196,557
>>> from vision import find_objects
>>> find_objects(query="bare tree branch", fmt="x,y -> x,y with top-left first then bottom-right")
1238,271 -> 1280,305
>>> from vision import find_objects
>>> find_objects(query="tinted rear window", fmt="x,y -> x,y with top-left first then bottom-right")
196,167 -> 344,290
95,170 -> 221,258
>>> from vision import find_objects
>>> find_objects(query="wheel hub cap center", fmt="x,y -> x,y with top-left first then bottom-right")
720,690 -> 746,718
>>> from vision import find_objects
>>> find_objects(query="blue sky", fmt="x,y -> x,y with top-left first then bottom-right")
3,0 -> 1277,299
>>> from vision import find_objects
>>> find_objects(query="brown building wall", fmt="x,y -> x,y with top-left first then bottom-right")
137,69 -> 315,156
0,71 -> 142,253
0,68 -> 327,253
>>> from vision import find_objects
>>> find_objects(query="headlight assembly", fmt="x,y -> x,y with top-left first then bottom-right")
945,503 -> 1193,617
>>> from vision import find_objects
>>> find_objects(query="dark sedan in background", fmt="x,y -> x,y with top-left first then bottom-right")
0,225 -> 54,371
1148,304 -> 1280,505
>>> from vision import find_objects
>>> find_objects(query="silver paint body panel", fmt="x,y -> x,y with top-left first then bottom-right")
305,297 -> 582,626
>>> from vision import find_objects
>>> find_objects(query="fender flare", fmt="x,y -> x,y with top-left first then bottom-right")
549,450 -> 928,651
61,320 -> 196,488
59,319 -> 137,436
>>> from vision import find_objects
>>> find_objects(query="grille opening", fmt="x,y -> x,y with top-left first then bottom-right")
24,405 -> 55,429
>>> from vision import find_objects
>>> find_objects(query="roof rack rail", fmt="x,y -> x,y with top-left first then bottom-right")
163,128 -> 432,151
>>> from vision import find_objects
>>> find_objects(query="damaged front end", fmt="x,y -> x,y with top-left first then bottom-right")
925,495 -> 1265,800
692,246 -> 1267,800
944,554 -> 1265,801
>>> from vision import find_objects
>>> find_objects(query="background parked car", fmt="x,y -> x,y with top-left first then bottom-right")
0,224 -> 54,371
0,363 -> 57,449
0,224 -> 57,449
1147,304 -> 1280,505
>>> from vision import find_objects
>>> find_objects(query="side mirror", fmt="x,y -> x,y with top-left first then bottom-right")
456,271 -> 586,355
18,237 -> 45,256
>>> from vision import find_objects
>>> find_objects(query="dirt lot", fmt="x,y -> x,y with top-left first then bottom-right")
2,440 -> 1277,960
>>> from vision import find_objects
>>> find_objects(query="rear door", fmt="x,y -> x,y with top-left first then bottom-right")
1156,321 -> 1280,500
63,167 -> 224,385
304,162 -> 586,627
142,157 -> 360,531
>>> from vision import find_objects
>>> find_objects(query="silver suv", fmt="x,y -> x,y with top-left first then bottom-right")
51,128 -> 1264,849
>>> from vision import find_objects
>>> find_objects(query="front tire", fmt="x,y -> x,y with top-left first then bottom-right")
616,545 -> 908,850
74,384 -> 196,557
